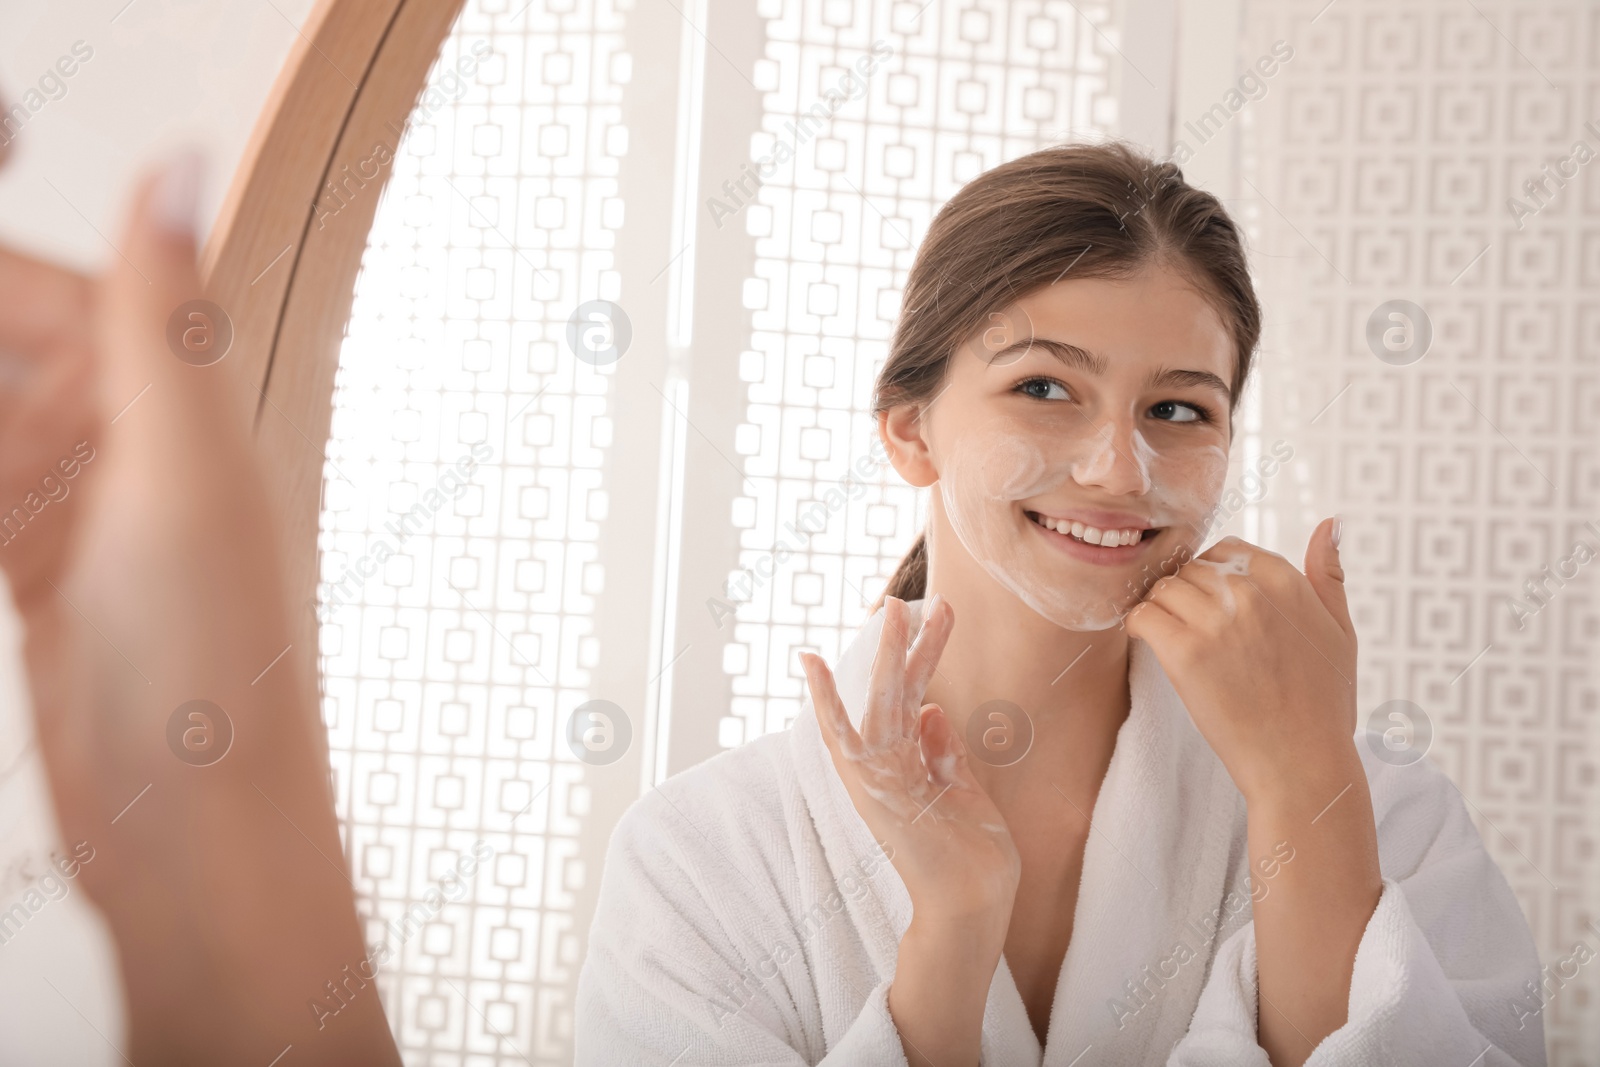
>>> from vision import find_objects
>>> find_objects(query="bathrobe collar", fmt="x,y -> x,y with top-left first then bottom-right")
790,597 -> 1244,1066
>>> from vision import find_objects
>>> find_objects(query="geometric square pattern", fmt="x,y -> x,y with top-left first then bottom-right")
319,1 -> 624,1061
1242,3 -> 1599,1061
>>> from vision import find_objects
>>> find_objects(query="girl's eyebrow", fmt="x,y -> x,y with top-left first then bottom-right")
996,335 -> 1232,401
1150,366 -> 1232,400
997,336 -> 1105,375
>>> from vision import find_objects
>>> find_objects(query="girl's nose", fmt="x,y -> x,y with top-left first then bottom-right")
1070,417 -> 1152,496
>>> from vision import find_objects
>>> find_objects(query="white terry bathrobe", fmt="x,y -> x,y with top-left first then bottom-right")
575,598 -> 1546,1065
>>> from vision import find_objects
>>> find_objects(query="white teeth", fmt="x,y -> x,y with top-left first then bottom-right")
1032,514 -> 1145,547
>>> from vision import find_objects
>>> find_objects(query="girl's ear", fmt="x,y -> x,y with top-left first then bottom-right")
878,406 -> 938,488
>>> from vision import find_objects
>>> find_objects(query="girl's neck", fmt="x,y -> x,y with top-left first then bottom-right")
918,585 -> 1131,722
915,580 -> 1133,794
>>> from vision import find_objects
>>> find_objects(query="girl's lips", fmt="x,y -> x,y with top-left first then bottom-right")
1026,510 -> 1161,567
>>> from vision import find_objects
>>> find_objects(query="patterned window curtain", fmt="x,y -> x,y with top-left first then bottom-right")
321,2 -> 627,1060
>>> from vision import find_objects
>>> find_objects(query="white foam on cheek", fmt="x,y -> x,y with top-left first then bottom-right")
1130,430 -> 1159,491
1143,442 -> 1229,556
935,410 -> 1234,632
938,427 -> 1129,631
992,435 -> 1054,499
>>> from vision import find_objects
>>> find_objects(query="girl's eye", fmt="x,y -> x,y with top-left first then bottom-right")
1150,399 -> 1211,424
1017,377 -> 1070,401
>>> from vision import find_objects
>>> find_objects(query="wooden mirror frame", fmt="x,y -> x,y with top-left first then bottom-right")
200,0 -> 465,662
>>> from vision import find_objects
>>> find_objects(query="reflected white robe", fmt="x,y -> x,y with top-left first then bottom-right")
575,598 -> 1545,1065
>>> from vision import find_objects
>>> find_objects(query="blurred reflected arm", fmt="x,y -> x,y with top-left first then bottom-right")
0,163 -> 400,1065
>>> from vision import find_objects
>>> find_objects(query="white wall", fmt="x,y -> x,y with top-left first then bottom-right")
0,0 -> 313,269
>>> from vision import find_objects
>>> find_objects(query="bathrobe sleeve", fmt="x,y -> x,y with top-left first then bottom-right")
1168,746 -> 1547,1067
574,783 -> 910,1067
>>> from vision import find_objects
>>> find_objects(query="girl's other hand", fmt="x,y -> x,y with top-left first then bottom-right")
801,595 -> 1021,931
801,595 -> 1019,1066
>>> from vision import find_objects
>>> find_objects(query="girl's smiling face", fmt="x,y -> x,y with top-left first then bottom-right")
890,261 -> 1237,630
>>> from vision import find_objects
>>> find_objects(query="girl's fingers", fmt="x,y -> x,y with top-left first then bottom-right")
904,593 -> 953,709
802,652 -> 862,763
0,245 -> 94,354
861,597 -> 909,749
1145,572 -> 1215,625
1124,598 -> 1185,652
1303,516 -> 1355,639
101,157 -> 227,415
0,339 -> 90,471
918,703 -> 976,790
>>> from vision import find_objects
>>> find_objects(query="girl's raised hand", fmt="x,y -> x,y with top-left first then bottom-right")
800,594 -> 1020,930
1127,522 -> 1382,1064
1124,521 -> 1359,803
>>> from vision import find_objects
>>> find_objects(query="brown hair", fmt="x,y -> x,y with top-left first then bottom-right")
870,139 -> 1261,611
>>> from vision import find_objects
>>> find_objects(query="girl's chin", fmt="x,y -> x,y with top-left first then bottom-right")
1013,586 -> 1133,633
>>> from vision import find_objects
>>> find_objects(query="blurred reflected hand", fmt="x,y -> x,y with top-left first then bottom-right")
0,158 -> 399,1064
0,244 -> 96,609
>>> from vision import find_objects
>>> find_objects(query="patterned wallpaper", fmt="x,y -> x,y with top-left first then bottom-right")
1240,2 -> 1599,1061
